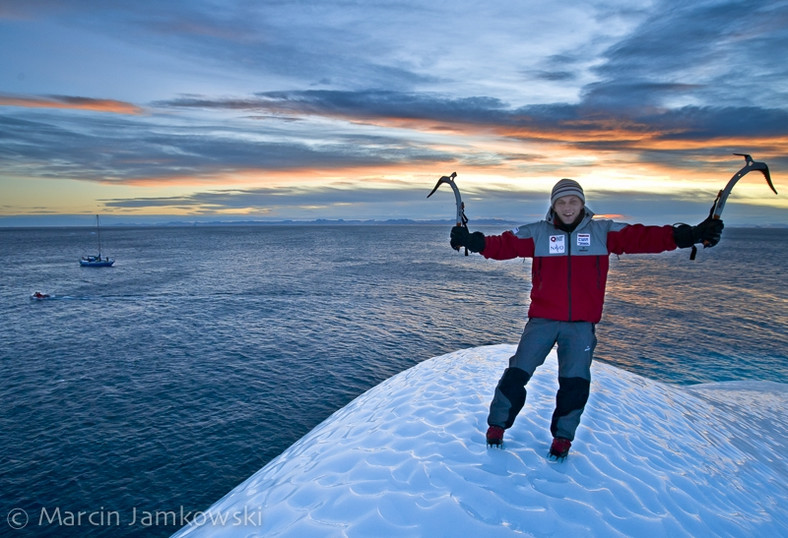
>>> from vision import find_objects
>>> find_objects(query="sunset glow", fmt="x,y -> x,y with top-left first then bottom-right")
1,1 -> 785,226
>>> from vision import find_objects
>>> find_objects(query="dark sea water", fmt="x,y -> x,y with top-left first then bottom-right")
2,224 -> 786,536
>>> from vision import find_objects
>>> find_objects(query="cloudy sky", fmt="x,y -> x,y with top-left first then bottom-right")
1,0 -> 786,226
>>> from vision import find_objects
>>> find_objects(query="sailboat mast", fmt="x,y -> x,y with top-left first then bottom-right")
96,214 -> 102,257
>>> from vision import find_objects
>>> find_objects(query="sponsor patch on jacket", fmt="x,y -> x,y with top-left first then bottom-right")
549,235 -> 565,254
577,233 -> 591,247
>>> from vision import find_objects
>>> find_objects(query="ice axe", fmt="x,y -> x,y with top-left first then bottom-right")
709,153 -> 776,218
691,153 -> 777,259
427,172 -> 469,255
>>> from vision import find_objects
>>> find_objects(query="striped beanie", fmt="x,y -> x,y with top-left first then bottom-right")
550,178 -> 585,206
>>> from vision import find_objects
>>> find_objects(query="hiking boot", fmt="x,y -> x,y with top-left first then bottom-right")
486,425 -> 505,447
549,437 -> 571,460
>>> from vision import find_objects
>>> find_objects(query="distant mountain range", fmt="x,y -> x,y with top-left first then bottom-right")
1,215 -> 786,228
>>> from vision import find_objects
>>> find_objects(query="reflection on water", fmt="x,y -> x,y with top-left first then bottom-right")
0,224 -> 785,538
598,228 -> 787,384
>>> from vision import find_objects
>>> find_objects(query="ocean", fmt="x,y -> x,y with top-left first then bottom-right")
2,224 -> 786,537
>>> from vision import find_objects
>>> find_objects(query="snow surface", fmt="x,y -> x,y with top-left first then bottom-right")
174,344 -> 788,537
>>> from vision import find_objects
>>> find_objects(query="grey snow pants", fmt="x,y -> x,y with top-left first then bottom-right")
487,317 -> 596,441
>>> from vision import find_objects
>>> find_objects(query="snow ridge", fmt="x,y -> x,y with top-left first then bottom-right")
174,344 -> 788,537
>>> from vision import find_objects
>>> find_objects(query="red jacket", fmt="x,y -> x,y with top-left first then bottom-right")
481,211 -> 678,323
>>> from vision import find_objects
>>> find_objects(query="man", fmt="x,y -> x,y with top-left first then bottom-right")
450,178 -> 723,459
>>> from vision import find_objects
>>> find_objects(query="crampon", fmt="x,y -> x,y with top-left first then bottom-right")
486,426 -> 504,448
548,437 -> 571,460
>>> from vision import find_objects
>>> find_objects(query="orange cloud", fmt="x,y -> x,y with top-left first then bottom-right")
593,213 -> 627,220
308,108 -> 788,160
108,164 -> 438,188
0,94 -> 143,115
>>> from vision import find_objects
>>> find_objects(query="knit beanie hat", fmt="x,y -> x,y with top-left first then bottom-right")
550,178 -> 585,206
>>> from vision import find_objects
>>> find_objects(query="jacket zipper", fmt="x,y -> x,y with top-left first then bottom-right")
566,231 -> 572,321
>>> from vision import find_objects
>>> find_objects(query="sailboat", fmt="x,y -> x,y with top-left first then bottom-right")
80,215 -> 115,267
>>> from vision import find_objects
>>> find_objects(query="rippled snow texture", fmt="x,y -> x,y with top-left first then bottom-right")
175,344 -> 788,537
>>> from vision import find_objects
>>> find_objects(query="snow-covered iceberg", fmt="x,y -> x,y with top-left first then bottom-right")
174,344 -> 788,537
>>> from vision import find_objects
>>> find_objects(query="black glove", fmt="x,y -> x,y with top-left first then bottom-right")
450,226 -> 486,253
673,217 -> 724,248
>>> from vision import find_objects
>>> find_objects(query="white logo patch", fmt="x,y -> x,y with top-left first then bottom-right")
549,235 -> 565,254
577,233 -> 591,247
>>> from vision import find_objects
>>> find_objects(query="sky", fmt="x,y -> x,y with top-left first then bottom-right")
1,0 -> 787,226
